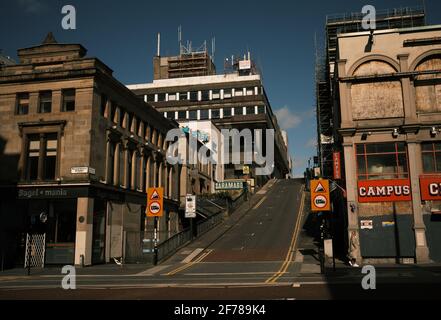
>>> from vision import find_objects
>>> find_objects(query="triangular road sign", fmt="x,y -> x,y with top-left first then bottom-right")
150,189 -> 161,200
315,182 -> 326,193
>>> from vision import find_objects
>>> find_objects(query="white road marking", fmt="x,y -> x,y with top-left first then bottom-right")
182,248 -> 204,263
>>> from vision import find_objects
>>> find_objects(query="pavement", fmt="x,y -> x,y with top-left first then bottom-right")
1,179 -> 441,300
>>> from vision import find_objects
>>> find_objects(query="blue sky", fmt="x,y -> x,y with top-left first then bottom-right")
2,0 -> 441,177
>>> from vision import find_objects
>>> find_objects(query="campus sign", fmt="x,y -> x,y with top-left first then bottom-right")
358,179 -> 412,203
420,176 -> 441,201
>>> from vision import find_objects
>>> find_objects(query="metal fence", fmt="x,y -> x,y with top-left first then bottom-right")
196,211 -> 224,237
155,227 -> 192,262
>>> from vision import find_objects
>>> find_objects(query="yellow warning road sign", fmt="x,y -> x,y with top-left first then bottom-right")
147,187 -> 164,217
311,179 -> 331,212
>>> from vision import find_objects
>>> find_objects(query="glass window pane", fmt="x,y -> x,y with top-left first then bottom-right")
436,152 -> 441,172
62,89 -> 75,112
366,154 -> 397,177
365,143 -> 395,154
421,143 -> 434,152
234,107 -> 243,115
211,109 -> 220,119
177,111 -> 186,120
189,110 -> 197,120
397,142 -> 406,153
257,106 -> 265,114
246,106 -> 255,115
422,153 -> 435,173
157,93 -> 166,102
397,154 -> 408,176
190,91 -> 198,101
223,108 -> 232,117
435,143 -> 441,151
200,109 -> 209,120
356,144 -> 365,155
201,91 -> 209,101
357,155 -> 367,175
179,92 -> 188,101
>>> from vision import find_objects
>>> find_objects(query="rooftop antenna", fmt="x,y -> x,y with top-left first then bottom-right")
157,33 -> 161,57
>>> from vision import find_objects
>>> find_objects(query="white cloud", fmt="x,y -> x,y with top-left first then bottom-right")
274,106 -> 301,130
18,0 -> 46,13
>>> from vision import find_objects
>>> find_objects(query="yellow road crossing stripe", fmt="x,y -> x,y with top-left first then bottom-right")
165,250 -> 213,276
265,186 -> 306,284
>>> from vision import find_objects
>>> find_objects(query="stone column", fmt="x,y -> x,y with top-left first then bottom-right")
407,141 -> 430,263
398,54 -> 418,123
343,138 -> 362,262
113,143 -> 120,186
75,197 -> 94,266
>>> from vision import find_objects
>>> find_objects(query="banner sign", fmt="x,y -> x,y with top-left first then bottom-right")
420,176 -> 441,201
358,179 -> 412,203
333,152 -> 341,180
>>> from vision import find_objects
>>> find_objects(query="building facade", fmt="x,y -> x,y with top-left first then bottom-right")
128,56 -> 290,189
0,34 -> 181,269
336,25 -> 441,264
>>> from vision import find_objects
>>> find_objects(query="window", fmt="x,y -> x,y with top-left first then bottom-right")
27,135 -> 40,180
16,93 -> 29,115
234,107 -> 243,116
147,94 -> 155,102
39,91 -> 52,113
201,90 -> 210,101
179,92 -> 188,101
356,143 -> 408,180
246,87 -> 255,96
110,102 -> 117,123
166,112 -> 175,120
100,94 -> 107,117
177,111 -> 187,120
211,109 -> 220,119
189,110 -> 197,120
223,108 -> 232,117
200,109 -> 209,120
168,93 -> 177,101
212,89 -> 220,100
234,88 -> 244,97
128,113 -> 134,132
190,91 -> 198,102
62,89 -> 75,112
246,106 -> 255,115
257,106 -> 266,114
157,93 -> 166,102
422,142 -> 441,173
25,133 -> 58,181
224,89 -> 232,99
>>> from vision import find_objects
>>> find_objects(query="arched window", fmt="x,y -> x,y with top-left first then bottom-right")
351,60 -> 404,120
414,55 -> 441,113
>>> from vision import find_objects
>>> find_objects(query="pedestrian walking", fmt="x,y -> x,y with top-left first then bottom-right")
348,231 -> 360,267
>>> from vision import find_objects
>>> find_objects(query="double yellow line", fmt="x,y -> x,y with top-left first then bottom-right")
165,250 -> 213,276
266,187 -> 305,284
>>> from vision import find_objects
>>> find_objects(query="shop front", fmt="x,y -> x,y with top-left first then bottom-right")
355,142 -> 416,261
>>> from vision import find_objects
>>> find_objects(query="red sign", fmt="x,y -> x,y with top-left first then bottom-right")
420,176 -> 441,201
333,152 -> 341,180
358,179 -> 412,203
